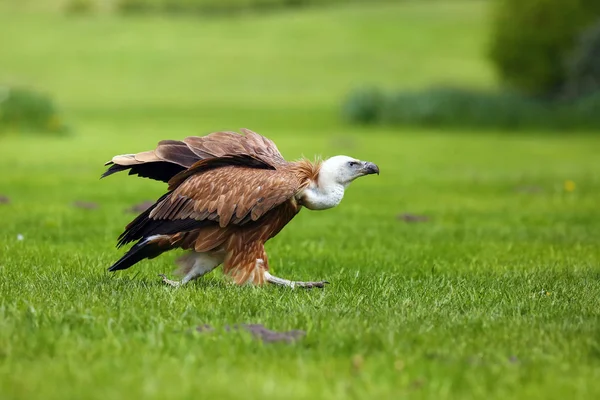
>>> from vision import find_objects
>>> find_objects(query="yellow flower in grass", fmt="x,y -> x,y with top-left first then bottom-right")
564,180 -> 576,192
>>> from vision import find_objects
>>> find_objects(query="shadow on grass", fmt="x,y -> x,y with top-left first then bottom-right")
97,271 -> 230,290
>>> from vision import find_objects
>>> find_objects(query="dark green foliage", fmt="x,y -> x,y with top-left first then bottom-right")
342,86 -> 600,131
115,0 -> 376,15
64,0 -> 95,14
380,88 -> 548,129
489,0 -> 599,98
0,87 -> 67,135
565,20 -> 600,99
341,87 -> 385,125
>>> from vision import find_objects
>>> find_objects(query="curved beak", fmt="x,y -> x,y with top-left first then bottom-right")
360,161 -> 379,176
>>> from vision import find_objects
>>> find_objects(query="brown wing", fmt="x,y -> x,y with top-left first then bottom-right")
117,159 -> 306,247
166,153 -> 275,190
182,128 -> 286,166
154,165 -> 303,228
237,128 -> 287,166
102,128 -> 286,182
101,140 -> 200,182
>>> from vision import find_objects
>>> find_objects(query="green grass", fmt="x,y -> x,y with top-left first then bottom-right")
1,1 -> 600,399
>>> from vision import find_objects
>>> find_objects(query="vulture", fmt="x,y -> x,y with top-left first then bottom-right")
102,129 -> 379,288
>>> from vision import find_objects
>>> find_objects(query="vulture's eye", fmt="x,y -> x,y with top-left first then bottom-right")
348,161 -> 358,167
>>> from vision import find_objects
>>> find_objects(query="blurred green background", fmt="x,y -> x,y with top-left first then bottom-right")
1,0 -> 493,134
1,1 -> 600,399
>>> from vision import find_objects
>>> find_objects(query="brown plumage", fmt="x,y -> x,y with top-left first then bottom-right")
102,129 -> 287,182
103,129 -> 379,288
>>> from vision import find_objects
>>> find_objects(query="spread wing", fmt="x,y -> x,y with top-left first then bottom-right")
117,156 -> 306,247
102,129 -> 287,182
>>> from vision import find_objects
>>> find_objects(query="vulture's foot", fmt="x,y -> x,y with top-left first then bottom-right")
264,272 -> 329,289
159,274 -> 182,288
295,280 -> 330,289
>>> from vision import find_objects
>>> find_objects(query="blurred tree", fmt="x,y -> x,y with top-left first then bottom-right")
489,0 -> 600,98
565,19 -> 600,99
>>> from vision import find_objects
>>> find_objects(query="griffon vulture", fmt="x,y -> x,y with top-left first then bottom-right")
103,129 -> 379,288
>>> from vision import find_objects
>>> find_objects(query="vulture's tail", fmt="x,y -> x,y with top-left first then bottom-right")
107,237 -> 169,272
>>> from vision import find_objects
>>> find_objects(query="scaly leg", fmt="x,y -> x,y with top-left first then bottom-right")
264,271 -> 329,289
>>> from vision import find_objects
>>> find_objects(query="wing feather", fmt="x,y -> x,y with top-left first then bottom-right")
103,129 -> 286,182
118,158 -> 307,246
162,164 -> 304,228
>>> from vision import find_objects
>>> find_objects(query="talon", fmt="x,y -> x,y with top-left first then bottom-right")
159,273 -> 182,288
299,280 -> 329,289
264,271 -> 329,289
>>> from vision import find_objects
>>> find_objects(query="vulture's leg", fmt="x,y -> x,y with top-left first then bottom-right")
160,252 -> 223,287
264,271 -> 329,289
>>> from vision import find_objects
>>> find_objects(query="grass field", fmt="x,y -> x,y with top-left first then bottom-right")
1,1 -> 600,399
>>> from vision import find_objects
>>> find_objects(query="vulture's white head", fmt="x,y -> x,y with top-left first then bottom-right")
299,155 -> 379,211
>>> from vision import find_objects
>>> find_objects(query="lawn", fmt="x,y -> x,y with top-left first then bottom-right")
1,1 -> 600,399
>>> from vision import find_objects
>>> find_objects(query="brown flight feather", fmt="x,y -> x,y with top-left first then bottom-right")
102,128 -> 286,182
